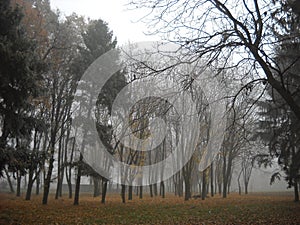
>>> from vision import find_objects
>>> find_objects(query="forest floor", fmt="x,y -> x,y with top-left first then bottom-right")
0,192 -> 299,224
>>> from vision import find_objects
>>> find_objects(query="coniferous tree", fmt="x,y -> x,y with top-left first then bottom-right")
0,0 -> 43,177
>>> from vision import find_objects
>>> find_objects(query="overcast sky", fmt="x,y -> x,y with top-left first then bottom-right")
50,0 -> 156,45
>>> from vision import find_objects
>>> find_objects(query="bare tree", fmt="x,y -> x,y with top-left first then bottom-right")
129,0 -> 300,121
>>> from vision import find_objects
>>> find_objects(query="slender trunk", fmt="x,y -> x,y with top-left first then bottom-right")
294,180 -> 299,202
36,171 -> 40,195
43,80 -> 62,205
160,181 -> 165,198
16,172 -> 21,197
149,184 -> 153,197
58,158 -> 64,198
66,137 -> 75,199
238,169 -> 242,195
25,171 -> 34,200
121,184 -> 126,203
101,180 -> 108,204
222,155 -> 227,198
199,182 -> 202,195
210,163 -> 214,197
42,143 -> 55,204
202,170 -> 206,200
227,175 -> 231,195
74,154 -> 83,205
4,168 -> 14,193
55,133 -> 63,200
67,177 -> 72,199
207,183 -> 209,196
139,186 -> 143,199
128,185 -> 133,200
245,181 -> 249,194
174,179 -> 178,196
184,178 -> 191,201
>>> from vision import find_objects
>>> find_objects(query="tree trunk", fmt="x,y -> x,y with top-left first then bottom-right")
149,184 -> 153,197
160,181 -> 165,198
93,177 -> 101,197
74,154 -> 83,205
55,134 -> 63,200
198,182 -> 202,196
36,171 -> 40,195
202,170 -> 206,200
57,162 -> 64,198
66,137 -> 75,199
227,175 -> 231,195
139,186 -> 143,199
4,168 -> 14,193
42,143 -> 55,204
25,171 -> 34,200
128,185 -> 133,200
294,180 -> 299,202
237,168 -> 242,195
245,181 -> 249,194
101,180 -> 108,204
210,163 -> 214,197
16,172 -> 21,197
222,155 -> 228,198
184,178 -> 191,201
121,184 -> 126,203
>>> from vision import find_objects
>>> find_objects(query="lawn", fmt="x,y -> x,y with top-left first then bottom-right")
0,192 -> 299,224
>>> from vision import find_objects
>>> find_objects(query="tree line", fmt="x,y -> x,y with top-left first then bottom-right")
0,0 -> 299,205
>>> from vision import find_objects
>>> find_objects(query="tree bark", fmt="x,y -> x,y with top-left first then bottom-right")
4,168 -> 14,193
184,178 -> 191,201
210,163 -> 214,197
222,155 -> 227,198
36,171 -> 40,195
294,180 -> 299,202
160,181 -> 165,198
74,154 -> 83,205
128,185 -> 133,200
237,169 -> 242,195
42,140 -> 56,204
25,172 -> 34,200
139,186 -> 143,199
245,181 -> 249,194
202,170 -> 206,200
149,184 -> 153,197
121,184 -> 126,203
101,180 -> 108,204
16,172 -> 21,197
93,177 -> 101,197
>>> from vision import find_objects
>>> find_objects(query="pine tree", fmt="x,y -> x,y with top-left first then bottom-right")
0,0 -> 43,176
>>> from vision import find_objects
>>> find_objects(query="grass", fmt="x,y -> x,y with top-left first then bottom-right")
0,192 -> 299,224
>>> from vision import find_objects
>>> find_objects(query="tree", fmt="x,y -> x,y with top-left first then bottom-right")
129,0 -> 300,121
0,0 -> 43,179
40,13 -> 83,205
71,19 -> 126,205
255,0 -> 300,202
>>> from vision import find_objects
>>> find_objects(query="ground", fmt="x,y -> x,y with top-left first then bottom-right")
0,192 -> 299,224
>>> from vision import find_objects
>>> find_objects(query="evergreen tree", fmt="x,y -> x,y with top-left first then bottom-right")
0,0 -> 43,176
256,0 -> 300,202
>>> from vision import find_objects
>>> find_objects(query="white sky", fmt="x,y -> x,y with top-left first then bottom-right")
50,0 -> 157,45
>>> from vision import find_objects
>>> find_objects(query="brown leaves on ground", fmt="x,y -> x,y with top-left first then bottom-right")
0,192 -> 299,225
